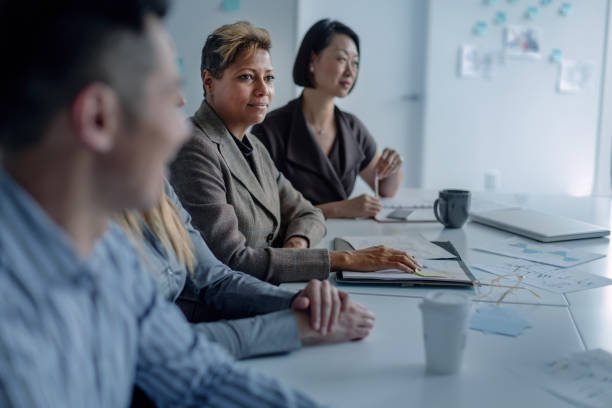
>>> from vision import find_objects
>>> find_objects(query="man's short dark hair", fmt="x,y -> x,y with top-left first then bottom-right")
293,19 -> 360,91
0,0 -> 170,152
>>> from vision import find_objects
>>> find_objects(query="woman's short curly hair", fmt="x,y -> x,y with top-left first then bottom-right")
200,21 -> 271,95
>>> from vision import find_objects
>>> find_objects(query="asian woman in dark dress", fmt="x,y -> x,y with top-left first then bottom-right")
252,19 -> 404,219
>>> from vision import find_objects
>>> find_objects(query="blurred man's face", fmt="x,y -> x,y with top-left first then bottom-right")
101,16 -> 190,211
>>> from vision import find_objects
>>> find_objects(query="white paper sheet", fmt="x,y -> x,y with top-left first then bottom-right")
374,208 -> 437,222
469,268 -> 567,306
473,258 -> 612,294
474,238 -> 605,267
380,196 -> 435,209
341,259 -> 470,282
331,267 -> 568,306
512,349 -> 612,408
340,234 -> 456,262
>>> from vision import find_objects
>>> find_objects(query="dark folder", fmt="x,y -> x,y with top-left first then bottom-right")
333,238 -> 476,287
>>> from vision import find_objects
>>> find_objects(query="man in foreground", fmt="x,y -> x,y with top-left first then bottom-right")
0,1 -> 322,406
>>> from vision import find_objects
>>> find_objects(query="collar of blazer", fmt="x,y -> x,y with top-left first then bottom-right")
192,100 -> 278,221
284,97 -> 365,201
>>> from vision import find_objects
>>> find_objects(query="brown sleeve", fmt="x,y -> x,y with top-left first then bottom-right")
349,113 -> 377,171
170,134 -> 329,285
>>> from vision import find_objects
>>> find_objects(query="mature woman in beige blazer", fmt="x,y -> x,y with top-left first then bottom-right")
170,21 -> 420,285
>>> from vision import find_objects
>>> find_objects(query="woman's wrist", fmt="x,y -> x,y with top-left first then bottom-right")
293,310 -> 322,346
329,250 -> 351,271
317,202 -> 338,219
378,169 -> 402,197
317,201 -> 348,219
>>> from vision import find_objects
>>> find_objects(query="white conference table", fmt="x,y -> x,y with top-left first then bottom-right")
241,190 -> 612,407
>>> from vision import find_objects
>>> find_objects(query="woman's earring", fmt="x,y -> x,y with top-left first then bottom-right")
309,65 -> 314,72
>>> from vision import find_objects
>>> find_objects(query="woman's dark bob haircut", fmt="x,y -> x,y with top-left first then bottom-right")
293,19 -> 360,91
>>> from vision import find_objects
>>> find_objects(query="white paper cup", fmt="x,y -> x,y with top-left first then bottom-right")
419,291 -> 472,375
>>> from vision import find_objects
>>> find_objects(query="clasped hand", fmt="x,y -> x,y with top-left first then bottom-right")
292,279 -> 375,343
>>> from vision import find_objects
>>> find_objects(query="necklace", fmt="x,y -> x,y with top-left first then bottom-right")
305,109 -> 333,137
308,120 -> 328,137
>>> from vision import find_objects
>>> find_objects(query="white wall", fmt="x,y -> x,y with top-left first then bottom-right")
594,1 -> 612,196
423,0 -> 609,195
165,0 -> 298,117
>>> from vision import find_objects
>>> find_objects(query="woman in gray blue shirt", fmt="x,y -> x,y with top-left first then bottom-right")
117,180 -> 375,359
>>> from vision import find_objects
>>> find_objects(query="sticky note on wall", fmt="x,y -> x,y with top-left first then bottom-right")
222,0 -> 240,11
549,49 -> 562,63
473,21 -> 488,36
495,11 -> 507,24
526,6 -> 539,19
560,2 -> 572,16
175,57 -> 185,76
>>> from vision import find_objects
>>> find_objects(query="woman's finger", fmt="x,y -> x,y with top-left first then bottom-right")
353,328 -> 371,339
328,288 -> 341,333
319,281 -> 332,335
391,261 -> 416,273
339,291 -> 351,313
309,281 -> 321,331
358,319 -> 375,330
388,254 -> 420,271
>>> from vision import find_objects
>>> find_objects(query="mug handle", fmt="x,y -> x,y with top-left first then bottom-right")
433,198 -> 445,225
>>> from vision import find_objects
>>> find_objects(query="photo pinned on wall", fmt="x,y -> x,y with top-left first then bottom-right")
558,60 -> 594,93
458,45 -> 503,79
504,25 -> 541,59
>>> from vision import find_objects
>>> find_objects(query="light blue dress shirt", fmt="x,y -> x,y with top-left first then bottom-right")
135,181 -> 302,359
0,168 -> 321,407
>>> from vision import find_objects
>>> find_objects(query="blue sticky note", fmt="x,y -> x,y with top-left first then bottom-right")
549,49 -> 562,63
541,0 -> 553,5
470,306 -> 531,337
560,2 -> 572,16
526,6 -> 539,19
175,57 -> 185,76
494,11 -> 507,24
221,0 -> 240,11
473,21 -> 488,36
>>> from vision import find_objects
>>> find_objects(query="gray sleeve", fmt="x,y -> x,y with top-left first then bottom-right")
274,160 -> 327,247
351,114 -> 377,172
165,180 -> 298,316
135,270 -> 321,407
195,309 -> 301,360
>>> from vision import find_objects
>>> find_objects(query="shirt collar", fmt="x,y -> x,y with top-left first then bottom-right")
231,133 -> 254,158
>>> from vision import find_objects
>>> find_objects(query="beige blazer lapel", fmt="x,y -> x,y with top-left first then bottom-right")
192,101 -> 277,218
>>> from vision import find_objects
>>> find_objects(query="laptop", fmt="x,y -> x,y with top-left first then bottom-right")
471,208 -> 610,242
